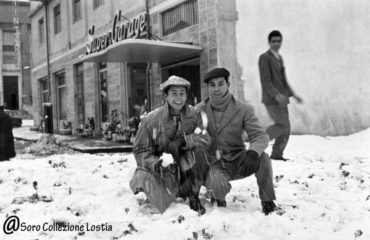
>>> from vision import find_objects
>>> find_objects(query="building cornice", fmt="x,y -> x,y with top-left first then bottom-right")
29,3 -> 44,18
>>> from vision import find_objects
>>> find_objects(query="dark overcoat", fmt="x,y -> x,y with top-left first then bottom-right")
258,50 -> 294,105
0,111 -> 16,161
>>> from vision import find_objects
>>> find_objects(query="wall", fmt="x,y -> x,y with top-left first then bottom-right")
236,0 -> 370,136
30,0 -> 244,131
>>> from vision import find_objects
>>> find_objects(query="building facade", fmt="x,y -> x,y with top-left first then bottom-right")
0,0 -> 32,111
30,0 -> 244,133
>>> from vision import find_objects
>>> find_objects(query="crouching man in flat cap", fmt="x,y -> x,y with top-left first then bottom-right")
130,76 -> 212,214
195,68 -> 277,215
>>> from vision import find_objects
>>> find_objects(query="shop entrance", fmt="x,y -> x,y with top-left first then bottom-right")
3,76 -> 19,110
128,64 -> 148,118
161,58 -> 201,105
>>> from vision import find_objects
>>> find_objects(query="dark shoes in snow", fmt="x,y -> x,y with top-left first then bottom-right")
270,155 -> 289,161
262,201 -> 277,215
211,198 -> 227,207
189,195 -> 206,215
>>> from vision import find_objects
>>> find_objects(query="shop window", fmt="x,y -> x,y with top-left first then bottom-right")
54,4 -> 61,34
98,63 -> 108,123
39,17 -> 44,43
93,0 -> 104,10
73,0 -> 82,23
39,78 -> 49,116
55,72 -> 67,120
40,79 -> 49,103
161,0 -> 198,36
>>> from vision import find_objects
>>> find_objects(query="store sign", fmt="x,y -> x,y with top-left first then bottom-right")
86,11 -> 147,55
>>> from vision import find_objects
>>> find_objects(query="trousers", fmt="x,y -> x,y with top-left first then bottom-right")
265,104 -> 291,157
205,151 -> 276,202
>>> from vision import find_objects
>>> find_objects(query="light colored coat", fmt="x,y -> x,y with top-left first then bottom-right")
195,96 -> 269,161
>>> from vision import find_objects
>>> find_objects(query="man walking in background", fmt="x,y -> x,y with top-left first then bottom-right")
258,30 -> 303,161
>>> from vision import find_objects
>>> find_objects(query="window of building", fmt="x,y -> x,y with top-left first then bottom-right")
40,78 -> 49,116
2,30 -> 16,64
39,17 -> 44,43
73,0 -> 82,23
93,0 -> 104,10
55,72 -> 67,120
54,4 -> 61,34
161,0 -> 198,36
40,79 -> 48,103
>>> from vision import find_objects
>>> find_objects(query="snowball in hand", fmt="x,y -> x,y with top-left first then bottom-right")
161,153 -> 174,167
194,127 -> 202,134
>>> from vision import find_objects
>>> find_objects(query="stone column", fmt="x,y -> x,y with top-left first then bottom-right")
198,0 -> 245,100
216,0 -> 244,100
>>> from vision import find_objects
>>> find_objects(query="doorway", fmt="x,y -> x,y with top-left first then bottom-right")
128,63 -> 148,118
161,58 -> 201,105
3,76 -> 19,110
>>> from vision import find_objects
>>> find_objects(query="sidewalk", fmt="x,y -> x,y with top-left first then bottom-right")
13,121 -> 133,153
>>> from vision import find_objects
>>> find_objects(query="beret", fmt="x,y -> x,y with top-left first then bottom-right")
160,75 -> 191,92
203,67 -> 230,83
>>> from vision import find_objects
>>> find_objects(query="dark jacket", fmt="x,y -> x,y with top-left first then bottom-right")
195,96 -> 269,161
133,103 -> 207,170
130,103 -> 211,196
0,110 -> 16,161
258,50 -> 294,105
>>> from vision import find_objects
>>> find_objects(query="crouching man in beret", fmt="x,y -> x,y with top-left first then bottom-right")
195,68 -> 277,215
130,76 -> 212,214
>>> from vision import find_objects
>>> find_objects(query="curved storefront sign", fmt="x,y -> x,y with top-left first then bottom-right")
86,11 -> 147,55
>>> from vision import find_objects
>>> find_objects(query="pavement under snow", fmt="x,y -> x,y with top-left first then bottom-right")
0,129 -> 369,240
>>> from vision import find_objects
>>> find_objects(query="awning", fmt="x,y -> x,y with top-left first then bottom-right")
81,39 -> 202,64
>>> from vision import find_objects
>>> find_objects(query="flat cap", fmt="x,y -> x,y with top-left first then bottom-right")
203,67 -> 230,83
160,75 -> 191,92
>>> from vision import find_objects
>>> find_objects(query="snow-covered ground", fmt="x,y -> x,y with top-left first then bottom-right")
22,120 -> 34,127
1,129 -> 370,240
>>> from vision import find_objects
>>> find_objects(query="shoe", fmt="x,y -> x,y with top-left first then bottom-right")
261,201 -> 277,215
189,195 -> 206,215
211,197 -> 227,207
270,156 -> 289,161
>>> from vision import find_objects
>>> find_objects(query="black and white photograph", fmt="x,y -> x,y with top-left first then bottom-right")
0,0 -> 369,239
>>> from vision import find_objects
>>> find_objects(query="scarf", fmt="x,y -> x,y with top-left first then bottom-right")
210,91 -> 232,112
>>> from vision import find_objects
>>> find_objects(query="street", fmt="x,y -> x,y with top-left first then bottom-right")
1,130 -> 369,240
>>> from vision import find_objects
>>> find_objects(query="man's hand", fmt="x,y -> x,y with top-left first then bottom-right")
293,95 -> 303,104
235,150 -> 260,177
152,159 -> 164,175
152,159 -> 177,175
166,136 -> 185,155
275,93 -> 289,107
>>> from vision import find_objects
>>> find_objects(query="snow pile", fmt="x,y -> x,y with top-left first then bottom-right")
22,135 -> 74,156
0,129 -> 369,239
